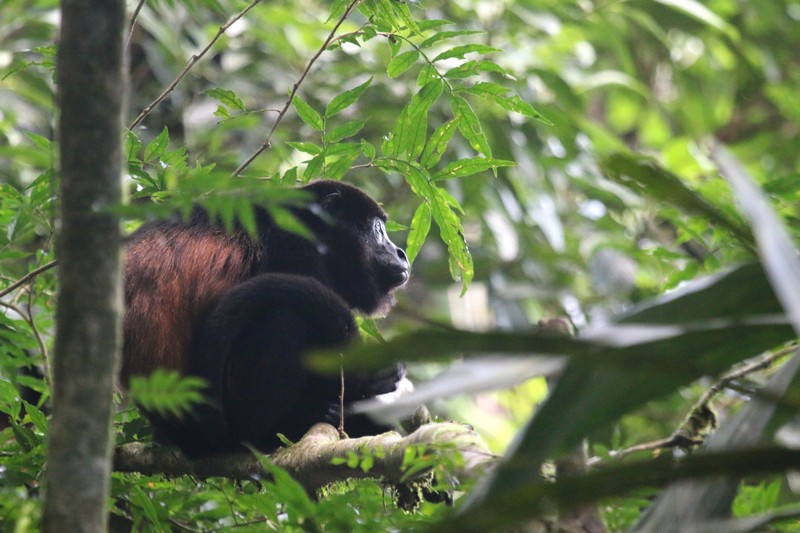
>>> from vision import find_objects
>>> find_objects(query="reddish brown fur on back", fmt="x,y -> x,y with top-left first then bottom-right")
122,224 -> 256,384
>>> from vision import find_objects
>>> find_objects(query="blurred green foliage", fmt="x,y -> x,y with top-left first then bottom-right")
3,0 -> 800,530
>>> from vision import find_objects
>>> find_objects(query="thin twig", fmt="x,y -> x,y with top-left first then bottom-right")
232,0 -> 362,176
125,0 -> 147,51
26,281 -> 49,380
128,0 -> 262,131
0,260 -> 57,299
339,360 -> 346,436
601,345 -> 796,463
0,300 -> 48,372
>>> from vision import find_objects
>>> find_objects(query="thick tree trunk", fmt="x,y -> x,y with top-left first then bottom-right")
42,1 -> 126,532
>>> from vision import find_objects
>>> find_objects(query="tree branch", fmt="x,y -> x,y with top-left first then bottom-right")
231,0 -> 362,176
596,344 -> 797,463
114,422 -> 496,493
0,260 -> 57,299
128,0 -> 262,131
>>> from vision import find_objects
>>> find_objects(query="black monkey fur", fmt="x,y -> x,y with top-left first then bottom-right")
123,180 -> 409,456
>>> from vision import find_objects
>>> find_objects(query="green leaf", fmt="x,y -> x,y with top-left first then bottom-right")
280,166 -> 298,186
360,139 -> 376,160
325,77 -> 372,118
325,151 -> 360,181
450,94 -> 492,157
420,119 -> 457,168
128,369 -> 208,419
386,50 -> 419,79
325,142 -> 361,157
212,105 -> 231,119
433,44 -> 501,62
714,144 -> 800,332
416,63 -> 438,87
445,59 -> 509,79
462,81 -> 509,97
25,132 -> 52,152
380,160 -> 473,290
143,126 -> 169,162
22,401 -> 47,433
457,263 -> 791,529
655,0 -> 739,39
386,78 -> 444,160
601,152 -> 753,249
405,202 -> 431,264
432,157 -> 516,180
461,82 -> 552,124
374,0 -> 419,34
286,141 -> 323,156
125,131 -> 142,162
203,87 -> 246,113
327,120 -> 366,143
327,0 -> 349,22
292,95 -> 324,131
304,153 -> 325,181
418,30 -> 483,49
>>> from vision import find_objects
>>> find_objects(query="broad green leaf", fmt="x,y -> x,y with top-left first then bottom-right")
414,19 -> 453,32
432,158 -> 516,180
292,95 -> 324,131
280,166 -> 298,185
304,153 -> 324,181
714,144 -> 800,333
25,131 -> 52,152
405,202 -> 431,264
327,120 -> 366,143
490,93 -> 551,124
125,130 -> 142,162
143,126 -> 169,162
631,354 -> 800,532
374,0 -> 419,34
386,78 -> 443,160
386,50 -> 419,79
601,153 -> 753,249
461,81 -> 509,97
360,139 -> 376,160
203,87 -> 246,113
325,151 -> 360,181
434,447 -> 800,533
444,59 -> 509,79
213,105 -> 231,119
655,0 -> 739,39
432,44 -> 500,62
327,0 -> 349,22
459,263 -> 791,528
418,30 -> 483,49
312,264 -> 789,373
375,159 -> 472,290
420,119 -> 457,168
325,77 -> 372,118
286,141 -> 323,156
325,142 -> 361,157
461,83 -> 551,123
450,94 -> 492,157
416,63 -> 438,87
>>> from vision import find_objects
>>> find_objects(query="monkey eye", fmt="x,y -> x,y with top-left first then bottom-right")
373,219 -> 385,240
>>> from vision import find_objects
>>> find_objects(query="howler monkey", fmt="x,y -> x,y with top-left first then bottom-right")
123,180 -> 409,456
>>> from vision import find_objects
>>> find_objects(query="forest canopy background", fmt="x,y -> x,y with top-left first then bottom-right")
3,0 -> 800,531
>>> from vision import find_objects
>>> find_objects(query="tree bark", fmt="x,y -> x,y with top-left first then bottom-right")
42,1 -> 126,531
114,422 -> 497,493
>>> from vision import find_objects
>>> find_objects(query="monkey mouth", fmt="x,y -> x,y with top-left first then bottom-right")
387,268 -> 410,290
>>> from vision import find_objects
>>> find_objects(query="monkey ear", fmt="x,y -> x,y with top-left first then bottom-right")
317,192 -> 345,221
318,191 -> 343,210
